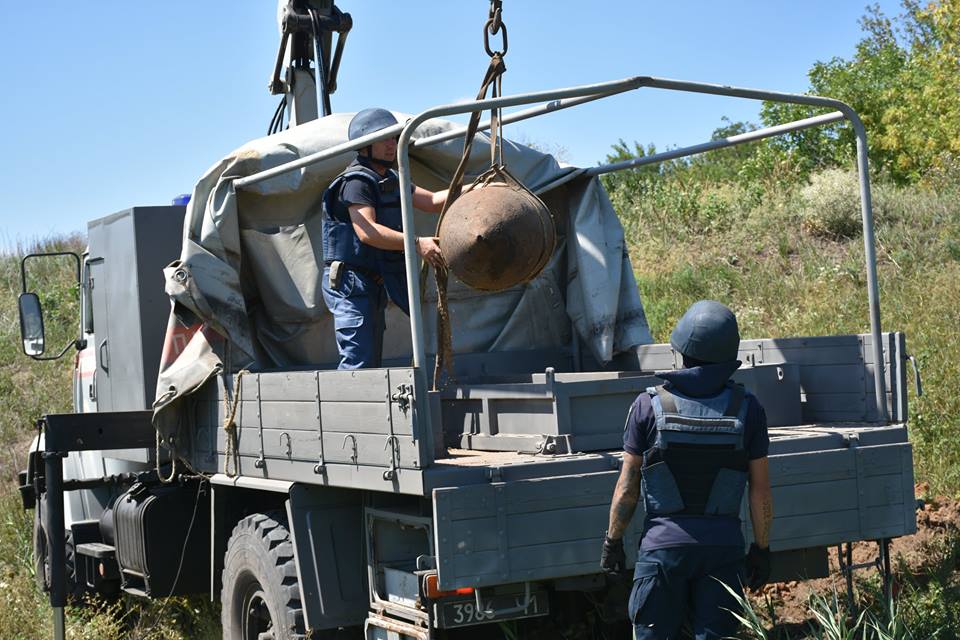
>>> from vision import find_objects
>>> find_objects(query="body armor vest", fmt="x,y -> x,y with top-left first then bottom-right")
641,382 -> 750,518
321,159 -> 405,275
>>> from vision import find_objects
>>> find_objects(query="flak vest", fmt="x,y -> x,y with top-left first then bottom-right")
642,382 -> 750,518
321,161 -> 405,277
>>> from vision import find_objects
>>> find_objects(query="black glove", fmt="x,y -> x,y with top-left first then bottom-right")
745,543 -> 771,589
600,535 -> 626,575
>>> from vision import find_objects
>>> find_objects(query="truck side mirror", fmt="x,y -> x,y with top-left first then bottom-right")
19,251 -> 84,361
18,293 -> 46,356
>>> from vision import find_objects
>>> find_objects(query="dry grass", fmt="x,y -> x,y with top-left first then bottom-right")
612,173 -> 960,495
0,239 -> 220,640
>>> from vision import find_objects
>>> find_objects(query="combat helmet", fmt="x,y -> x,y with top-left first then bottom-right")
348,108 -> 398,140
670,300 -> 740,364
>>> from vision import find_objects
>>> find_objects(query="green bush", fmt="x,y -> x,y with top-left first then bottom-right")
798,169 -> 870,240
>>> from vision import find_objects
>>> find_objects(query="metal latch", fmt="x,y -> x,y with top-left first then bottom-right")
536,434 -> 574,455
88,370 -> 97,402
391,383 -> 414,415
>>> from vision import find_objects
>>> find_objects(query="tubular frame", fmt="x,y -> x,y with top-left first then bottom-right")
236,74 -> 889,426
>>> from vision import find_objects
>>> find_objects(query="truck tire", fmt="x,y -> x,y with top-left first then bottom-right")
222,512 -> 306,640
32,505 -> 85,600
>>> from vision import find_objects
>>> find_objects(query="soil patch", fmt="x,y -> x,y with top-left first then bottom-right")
755,484 -> 960,630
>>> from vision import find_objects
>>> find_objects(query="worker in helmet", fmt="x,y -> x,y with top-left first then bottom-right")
600,300 -> 773,640
321,108 -> 447,369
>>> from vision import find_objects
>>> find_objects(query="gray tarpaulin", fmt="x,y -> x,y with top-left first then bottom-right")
152,112 -> 652,439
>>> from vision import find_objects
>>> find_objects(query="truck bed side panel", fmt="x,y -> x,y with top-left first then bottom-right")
432,471 -> 642,591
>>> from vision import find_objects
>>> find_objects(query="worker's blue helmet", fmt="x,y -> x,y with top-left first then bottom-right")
670,300 -> 740,364
348,108 -> 398,141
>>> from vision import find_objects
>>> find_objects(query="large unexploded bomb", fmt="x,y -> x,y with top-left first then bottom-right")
438,176 -> 556,292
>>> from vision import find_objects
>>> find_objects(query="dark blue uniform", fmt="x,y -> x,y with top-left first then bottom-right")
623,360 -> 769,640
320,157 -> 412,369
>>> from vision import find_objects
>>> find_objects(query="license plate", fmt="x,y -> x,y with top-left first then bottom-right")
437,590 -> 549,628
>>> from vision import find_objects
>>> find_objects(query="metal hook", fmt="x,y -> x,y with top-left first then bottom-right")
341,434 -> 358,464
279,432 -> 292,458
383,435 -> 400,480
487,0 -> 503,31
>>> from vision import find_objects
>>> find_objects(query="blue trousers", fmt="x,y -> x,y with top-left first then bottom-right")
629,546 -> 745,640
322,266 -> 408,369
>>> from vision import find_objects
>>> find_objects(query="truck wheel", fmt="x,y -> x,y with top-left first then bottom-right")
222,512 -> 305,640
33,508 -> 49,592
32,506 -> 85,600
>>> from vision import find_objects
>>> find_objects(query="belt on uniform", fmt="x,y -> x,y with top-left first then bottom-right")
325,261 -> 383,284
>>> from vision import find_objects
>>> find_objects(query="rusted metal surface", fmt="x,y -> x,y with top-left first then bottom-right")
364,612 -> 430,639
439,169 -> 555,292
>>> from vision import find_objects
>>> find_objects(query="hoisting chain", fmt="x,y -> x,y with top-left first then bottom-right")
432,0 -> 509,389
484,0 -> 507,57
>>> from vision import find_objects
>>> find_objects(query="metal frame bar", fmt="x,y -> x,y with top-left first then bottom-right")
411,91 -> 614,149
235,73 -> 889,430
44,450 -> 67,639
233,89 -> 619,191
40,410 -> 158,640
585,111 -> 846,177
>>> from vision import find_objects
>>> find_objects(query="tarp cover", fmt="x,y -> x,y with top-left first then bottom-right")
152,112 -> 652,439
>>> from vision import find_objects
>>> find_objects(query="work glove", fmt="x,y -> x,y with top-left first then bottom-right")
600,534 -> 626,575
745,543 -> 771,589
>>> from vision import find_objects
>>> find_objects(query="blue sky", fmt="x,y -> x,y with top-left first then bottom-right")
0,1 -> 903,244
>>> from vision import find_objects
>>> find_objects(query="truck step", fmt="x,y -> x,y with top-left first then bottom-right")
75,542 -> 115,559
365,612 -> 429,640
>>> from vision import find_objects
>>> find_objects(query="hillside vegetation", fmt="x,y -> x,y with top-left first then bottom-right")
0,238 -> 220,639
601,0 -> 960,495
1,1 -> 958,638
597,2 -> 960,635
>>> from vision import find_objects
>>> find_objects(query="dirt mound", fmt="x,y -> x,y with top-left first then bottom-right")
755,484 -> 960,627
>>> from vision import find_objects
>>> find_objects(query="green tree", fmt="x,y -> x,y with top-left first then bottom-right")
760,1 -> 960,183
879,0 -> 960,180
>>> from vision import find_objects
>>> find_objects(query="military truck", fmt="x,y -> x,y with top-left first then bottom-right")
15,2 -> 919,639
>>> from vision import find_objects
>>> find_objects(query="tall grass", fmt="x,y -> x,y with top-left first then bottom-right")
726,577 -> 957,640
607,162 -> 960,637
0,236 -> 83,480
0,238 -> 221,639
608,167 -> 960,495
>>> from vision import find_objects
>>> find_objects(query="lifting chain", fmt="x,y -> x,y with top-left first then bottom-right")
484,0 -> 508,57
484,0 -> 506,167
432,0 -> 510,389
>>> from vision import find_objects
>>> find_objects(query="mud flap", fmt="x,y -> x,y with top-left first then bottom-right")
286,483 -> 369,631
